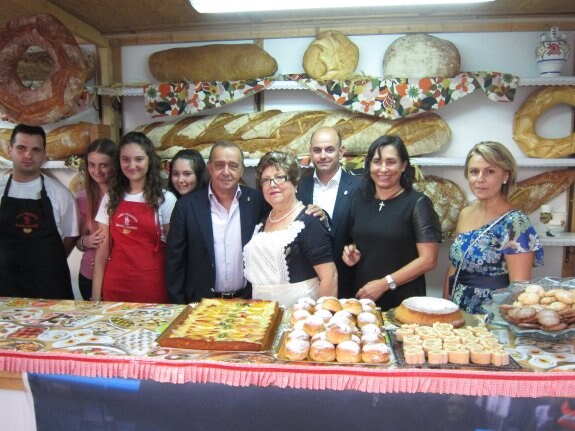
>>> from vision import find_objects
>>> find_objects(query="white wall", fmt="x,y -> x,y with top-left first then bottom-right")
119,31 -> 574,297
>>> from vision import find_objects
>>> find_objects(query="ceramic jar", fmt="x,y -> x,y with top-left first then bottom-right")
535,27 -> 570,76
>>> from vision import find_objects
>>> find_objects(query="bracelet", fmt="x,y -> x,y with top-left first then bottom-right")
77,235 -> 86,252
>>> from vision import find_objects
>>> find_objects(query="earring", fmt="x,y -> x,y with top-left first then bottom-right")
503,181 -> 507,184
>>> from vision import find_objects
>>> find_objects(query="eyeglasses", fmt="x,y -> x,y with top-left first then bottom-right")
260,175 -> 288,187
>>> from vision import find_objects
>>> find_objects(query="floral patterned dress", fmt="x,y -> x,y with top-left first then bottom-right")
449,210 -> 544,314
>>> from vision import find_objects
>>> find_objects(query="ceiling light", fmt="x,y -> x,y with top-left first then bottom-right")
190,0 -> 495,13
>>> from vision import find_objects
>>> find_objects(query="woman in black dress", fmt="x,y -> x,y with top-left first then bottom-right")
342,135 -> 442,310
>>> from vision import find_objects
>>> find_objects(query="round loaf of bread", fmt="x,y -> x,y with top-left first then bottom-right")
383,34 -> 460,78
303,30 -> 359,80
394,297 -> 465,328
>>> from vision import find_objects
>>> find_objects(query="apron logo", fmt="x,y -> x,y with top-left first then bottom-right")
115,212 -> 139,235
15,211 -> 40,234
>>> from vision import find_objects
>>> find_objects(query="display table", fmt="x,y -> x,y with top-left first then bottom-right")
0,297 -> 573,431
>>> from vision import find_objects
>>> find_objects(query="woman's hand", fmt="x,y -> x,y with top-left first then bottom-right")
342,244 -> 361,267
356,279 -> 385,302
84,227 -> 104,249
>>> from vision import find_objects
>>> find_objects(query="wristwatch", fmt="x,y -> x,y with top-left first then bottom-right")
385,274 -> 397,290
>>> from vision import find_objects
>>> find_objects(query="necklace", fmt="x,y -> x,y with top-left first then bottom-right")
377,188 -> 404,212
268,201 -> 302,223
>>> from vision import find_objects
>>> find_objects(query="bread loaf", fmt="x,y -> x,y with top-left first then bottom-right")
414,175 -> 467,235
303,31 -> 359,80
383,34 -> 460,78
509,169 -> 575,214
0,14 -> 87,125
513,86 -> 575,158
135,110 -> 451,159
0,122 -> 111,161
148,44 -> 278,82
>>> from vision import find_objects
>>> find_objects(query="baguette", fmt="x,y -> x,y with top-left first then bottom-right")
0,122 -> 111,161
148,44 -> 278,82
135,110 -> 451,159
509,169 -> 575,214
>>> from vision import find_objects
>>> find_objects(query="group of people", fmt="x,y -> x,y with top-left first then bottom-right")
0,123 -> 544,315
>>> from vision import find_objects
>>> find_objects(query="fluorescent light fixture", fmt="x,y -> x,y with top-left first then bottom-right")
190,0 -> 495,13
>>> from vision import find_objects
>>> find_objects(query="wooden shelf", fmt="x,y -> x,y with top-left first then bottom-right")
412,157 -> 575,168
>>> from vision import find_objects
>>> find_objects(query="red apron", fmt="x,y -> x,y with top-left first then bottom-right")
103,199 -> 167,303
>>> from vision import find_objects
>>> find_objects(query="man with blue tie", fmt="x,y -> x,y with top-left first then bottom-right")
297,127 -> 362,299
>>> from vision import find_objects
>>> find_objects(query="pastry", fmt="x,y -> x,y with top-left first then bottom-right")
335,340 -> 362,363
325,321 -> 353,344
284,339 -> 310,361
161,298 -> 279,351
341,298 -> 363,316
309,340 -> 336,362
394,297 -> 465,328
361,343 -> 391,364
303,315 -> 326,336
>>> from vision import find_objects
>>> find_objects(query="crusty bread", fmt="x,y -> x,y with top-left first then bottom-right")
509,169 -> 575,214
513,86 -> 575,158
383,34 -> 461,78
0,122 -> 111,161
414,175 -> 467,235
135,110 -> 450,159
0,14 -> 87,125
148,44 -> 278,82
303,31 -> 359,80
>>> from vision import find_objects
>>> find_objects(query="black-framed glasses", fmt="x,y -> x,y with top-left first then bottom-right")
260,175 -> 288,187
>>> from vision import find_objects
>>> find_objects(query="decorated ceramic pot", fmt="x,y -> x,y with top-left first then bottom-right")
535,27 -> 570,76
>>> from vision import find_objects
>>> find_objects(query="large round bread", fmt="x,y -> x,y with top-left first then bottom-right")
394,297 -> 465,328
148,44 -> 278,81
0,14 -> 87,125
383,34 -> 460,78
303,31 -> 359,80
512,86 -> 575,158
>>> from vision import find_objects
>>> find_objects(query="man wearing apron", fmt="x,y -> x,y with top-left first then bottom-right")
0,124 -> 79,299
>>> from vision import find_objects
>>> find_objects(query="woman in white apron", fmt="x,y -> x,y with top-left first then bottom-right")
243,151 -> 337,308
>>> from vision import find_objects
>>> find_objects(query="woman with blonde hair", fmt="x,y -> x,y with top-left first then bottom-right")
444,141 -> 543,313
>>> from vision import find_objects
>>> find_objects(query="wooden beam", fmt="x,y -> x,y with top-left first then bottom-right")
5,0 -> 109,47
111,16 -> 575,46
98,43 -> 122,143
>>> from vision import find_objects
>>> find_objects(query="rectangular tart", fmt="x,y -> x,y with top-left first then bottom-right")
158,298 -> 280,351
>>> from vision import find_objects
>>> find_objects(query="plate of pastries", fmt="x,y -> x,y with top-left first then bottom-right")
277,296 -> 392,365
485,279 -> 575,341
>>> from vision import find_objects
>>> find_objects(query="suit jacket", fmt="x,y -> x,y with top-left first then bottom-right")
297,169 -> 362,298
166,186 -> 269,304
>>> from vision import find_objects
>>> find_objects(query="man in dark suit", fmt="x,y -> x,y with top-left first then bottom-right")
166,142 -> 269,303
297,127 -> 362,299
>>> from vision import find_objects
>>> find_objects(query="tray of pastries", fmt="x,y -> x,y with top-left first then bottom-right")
484,278 -> 575,341
157,298 -> 282,351
276,296 -> 393,365
388,322 -> 522,370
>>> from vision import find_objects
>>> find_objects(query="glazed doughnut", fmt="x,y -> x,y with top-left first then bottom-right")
0,14 -> 87,125
513,86 -> 575,158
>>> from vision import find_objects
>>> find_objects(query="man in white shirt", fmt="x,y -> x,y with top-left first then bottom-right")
166,142 -> 269,303
0,124 -> 79,299
297,127 -> 362,298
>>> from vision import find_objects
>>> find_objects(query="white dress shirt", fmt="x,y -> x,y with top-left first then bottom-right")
312,167 -> 342,219
209,184 -> 245,293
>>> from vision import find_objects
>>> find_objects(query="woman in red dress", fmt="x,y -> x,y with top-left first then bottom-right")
92,132 -> 176,303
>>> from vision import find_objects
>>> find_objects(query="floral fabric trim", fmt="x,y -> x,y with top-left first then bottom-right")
144,79 -> 273,117
143,72 -> 518,120
285,72 -> 518,120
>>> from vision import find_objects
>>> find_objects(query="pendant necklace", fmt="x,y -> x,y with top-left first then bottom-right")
268,201 -> 302,223
377,188 -> 404,212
